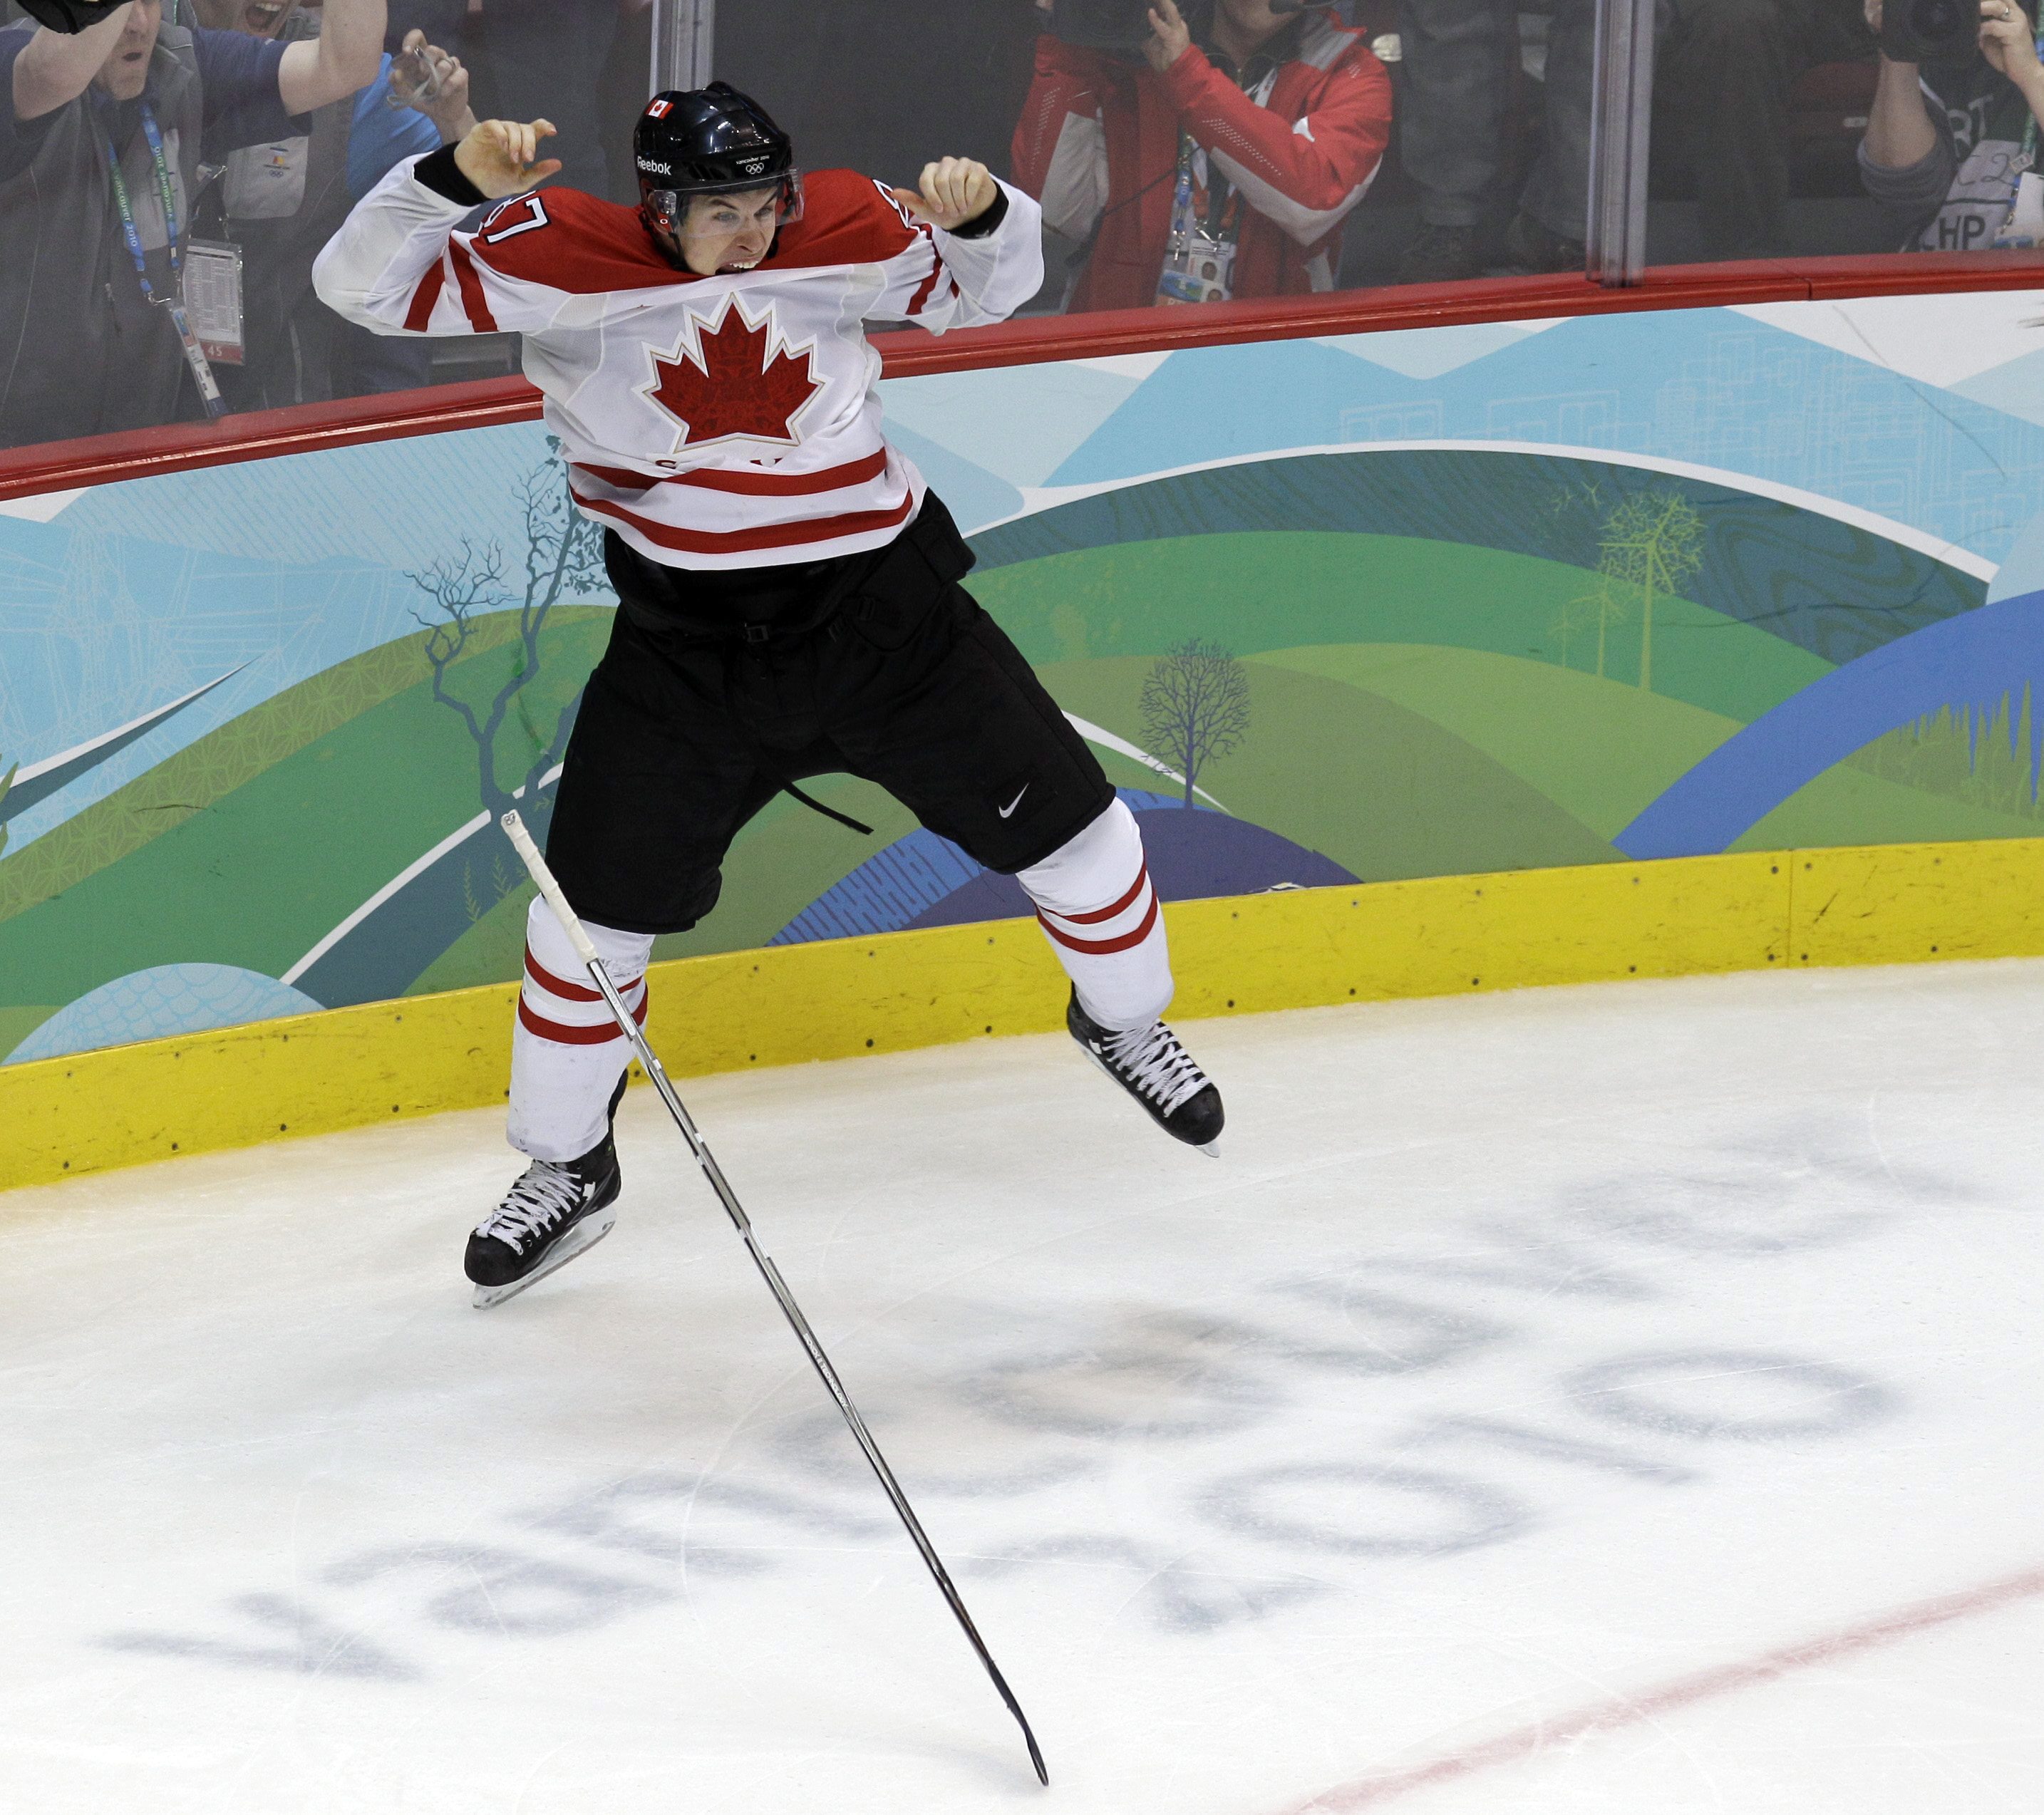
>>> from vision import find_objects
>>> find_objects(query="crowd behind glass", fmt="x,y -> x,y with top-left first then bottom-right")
0,0 -> 2033,453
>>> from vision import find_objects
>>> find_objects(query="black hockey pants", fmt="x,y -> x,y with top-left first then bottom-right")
544,494 -> 1115,936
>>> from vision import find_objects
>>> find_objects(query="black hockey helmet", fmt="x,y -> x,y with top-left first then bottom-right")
634,83 -> 804,237
16,0 -> 129,30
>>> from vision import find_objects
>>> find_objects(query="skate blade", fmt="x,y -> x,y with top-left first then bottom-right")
1199,1142 -> 1221,1159
470,1207 -> 618,1310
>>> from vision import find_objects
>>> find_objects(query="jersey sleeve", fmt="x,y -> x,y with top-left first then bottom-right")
313,156 -> 578,337
1157,38 -> 1391,249
865,178 -> 1046,332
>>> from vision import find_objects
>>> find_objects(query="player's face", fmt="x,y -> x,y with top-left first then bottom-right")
95,0 -> 163,100
673,187 -> 783,277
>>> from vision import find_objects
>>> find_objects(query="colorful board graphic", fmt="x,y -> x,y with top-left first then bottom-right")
5,292 -> 2044,1065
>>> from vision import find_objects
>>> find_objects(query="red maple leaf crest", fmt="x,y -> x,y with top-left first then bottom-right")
645,296 -> 820,449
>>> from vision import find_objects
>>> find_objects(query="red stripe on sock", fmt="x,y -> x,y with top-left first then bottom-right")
517,988 -> 648,1045
1038,889 -> 1160,956
1043,862 -> 1151,929
523,945 -> 604,1003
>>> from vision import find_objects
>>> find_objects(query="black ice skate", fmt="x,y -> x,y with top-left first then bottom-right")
466,1133 -> 622,1309
1066,988 -> 1224,1155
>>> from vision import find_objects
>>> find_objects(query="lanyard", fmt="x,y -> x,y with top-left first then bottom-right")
1172,53 -> 1283,243
105,102 -> 182,305
103,100 -> 225,418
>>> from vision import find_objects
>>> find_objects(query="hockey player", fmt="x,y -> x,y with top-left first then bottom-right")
312,86 -> 1226,1306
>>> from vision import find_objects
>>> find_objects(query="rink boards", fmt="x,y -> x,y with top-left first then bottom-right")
6,833 -> 2043,1191
10,288 -> 2044,1188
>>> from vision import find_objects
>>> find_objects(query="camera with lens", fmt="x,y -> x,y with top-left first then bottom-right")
1882,0 -> 2010,63
1048,0 -> 1216,51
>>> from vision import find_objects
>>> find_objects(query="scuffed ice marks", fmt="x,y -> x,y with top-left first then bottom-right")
101,1119 -> 1936,1672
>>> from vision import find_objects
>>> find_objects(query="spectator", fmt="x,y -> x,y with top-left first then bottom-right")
1013,0 -> 1391,311
1656,0 -> 1873,260
0,0 -> 383,450
187,1 -> 475,409
1860,0 -> 2044,249
1394,0 -> 1596,281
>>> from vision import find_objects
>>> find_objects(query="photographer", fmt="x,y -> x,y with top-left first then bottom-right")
1012,0 -> 1391,310
0,0 -> 384,449
1861,0 -> 2044,248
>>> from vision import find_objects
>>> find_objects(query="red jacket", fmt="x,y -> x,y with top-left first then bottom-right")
1011,14 -> 1391,312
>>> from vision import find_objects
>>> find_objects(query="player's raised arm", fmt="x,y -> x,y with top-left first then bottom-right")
874,155 -> 1046,331
311,118 -> 564,336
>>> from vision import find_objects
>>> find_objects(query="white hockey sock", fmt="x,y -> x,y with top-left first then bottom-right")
1018,798 -> 1173,1033
506,895 -> 656,1164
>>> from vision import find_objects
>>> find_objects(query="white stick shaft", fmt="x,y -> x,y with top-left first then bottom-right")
500,810 -> 599,967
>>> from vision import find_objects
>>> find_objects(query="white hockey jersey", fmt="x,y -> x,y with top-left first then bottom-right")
312,162 -> 1045,569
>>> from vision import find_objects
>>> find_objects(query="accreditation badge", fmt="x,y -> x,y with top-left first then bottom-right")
1156,233 -> 1238,308
183,238 -> 246,366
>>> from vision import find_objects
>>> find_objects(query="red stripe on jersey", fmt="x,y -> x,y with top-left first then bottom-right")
569,485 -> 916,556
906,235 -> 947,316
1046,864 -> 1152,929
1038,891 -> 1161,956
463,171 -> 920,296
403,255 -> 448,331
573,450 -> 890,498
517,988 -> 649,1045
448,239 -> 499,331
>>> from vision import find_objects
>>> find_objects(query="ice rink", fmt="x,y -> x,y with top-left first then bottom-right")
5,958 -> 2044,1814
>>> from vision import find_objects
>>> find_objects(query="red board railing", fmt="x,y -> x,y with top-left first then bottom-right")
1,252 -> 2038,504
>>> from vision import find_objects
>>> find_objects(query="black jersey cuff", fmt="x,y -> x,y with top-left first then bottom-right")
415,144 -> 487,207
947,187 -> 1009,240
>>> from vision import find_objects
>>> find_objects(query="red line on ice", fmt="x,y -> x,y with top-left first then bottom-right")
1279,1562 -> 2044,1813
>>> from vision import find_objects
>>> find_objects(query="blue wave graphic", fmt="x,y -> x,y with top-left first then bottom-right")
1615,589 -> 2044,858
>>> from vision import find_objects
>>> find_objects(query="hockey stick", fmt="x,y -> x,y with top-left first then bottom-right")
500,811 -> 1048,1786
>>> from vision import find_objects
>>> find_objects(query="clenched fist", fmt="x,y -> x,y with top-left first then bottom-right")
900,157 -> 1000,231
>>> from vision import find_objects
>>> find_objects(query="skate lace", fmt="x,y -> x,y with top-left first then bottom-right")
1103,1020 -> 1208,1117
480,1161 -> 582,1251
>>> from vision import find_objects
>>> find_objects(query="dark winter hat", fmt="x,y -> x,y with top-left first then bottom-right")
16,0 -> 130,29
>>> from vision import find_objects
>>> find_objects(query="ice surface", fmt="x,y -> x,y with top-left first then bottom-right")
4,961 -> 2044,1814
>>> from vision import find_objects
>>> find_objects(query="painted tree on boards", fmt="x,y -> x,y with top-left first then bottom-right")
407,440 -> 607,820
0,750 -> 11,860
407,440 -> 608,916
1554,573 -> 1630,678
1140,639 -> 1251,807
1596,491 -> 1705,694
